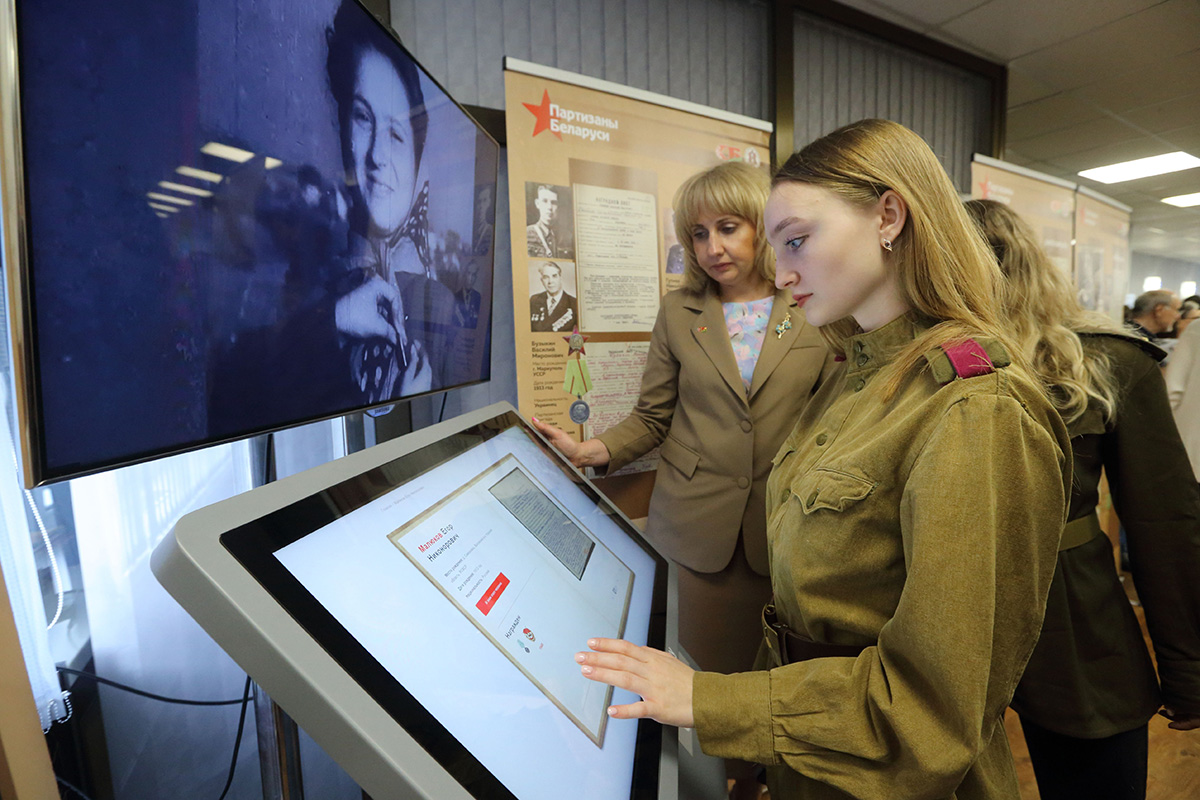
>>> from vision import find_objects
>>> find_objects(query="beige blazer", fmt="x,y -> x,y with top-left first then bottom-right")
596,286 -> 832,574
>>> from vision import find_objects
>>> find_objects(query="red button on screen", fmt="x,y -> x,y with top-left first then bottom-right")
476,573 -> 509,615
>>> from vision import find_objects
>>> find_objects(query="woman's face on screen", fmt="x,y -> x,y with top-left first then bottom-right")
349,47 -> 417,237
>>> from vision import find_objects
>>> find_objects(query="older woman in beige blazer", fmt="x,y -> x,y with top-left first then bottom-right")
534,162 -> 831,678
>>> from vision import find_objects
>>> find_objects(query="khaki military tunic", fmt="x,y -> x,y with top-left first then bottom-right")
693,315 -> 1072,800
1013,332 -> 1200,736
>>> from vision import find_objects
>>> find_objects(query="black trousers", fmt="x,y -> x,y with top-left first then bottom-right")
1018,716 -> 1148,800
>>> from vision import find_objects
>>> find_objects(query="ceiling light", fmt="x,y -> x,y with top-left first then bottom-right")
1149,227 -> 1166,234
201,142 -> 255,163
1078,151 -> 1200,184
159,180 -> 213,198
1143,276 -> 1162,291
148,202 -> 179,213
1183,281 -> 1197,298
264,157 -> 282,169
1163,192 -> 1200,208
176,166 -> 224,183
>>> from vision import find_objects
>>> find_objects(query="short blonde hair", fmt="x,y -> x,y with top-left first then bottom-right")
672,161 -> 774,294
774,119 -> 1034,397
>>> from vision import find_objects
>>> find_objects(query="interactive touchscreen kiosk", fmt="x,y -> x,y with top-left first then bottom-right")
151,403 -> 668,800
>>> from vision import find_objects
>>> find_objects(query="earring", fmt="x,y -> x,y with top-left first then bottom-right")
882,238 -> 893,252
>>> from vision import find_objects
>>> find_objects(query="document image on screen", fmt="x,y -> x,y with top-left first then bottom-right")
389,454 -> 634,746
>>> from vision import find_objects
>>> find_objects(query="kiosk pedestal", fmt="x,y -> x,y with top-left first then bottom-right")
154,402 -> 728,800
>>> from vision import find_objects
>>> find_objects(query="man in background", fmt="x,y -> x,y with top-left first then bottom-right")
1128,289 -> 1182,344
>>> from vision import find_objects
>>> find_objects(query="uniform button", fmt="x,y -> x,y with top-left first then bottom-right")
740,419 -> 752,433
737,476 -> 750,489
856,353 -> 870,366
806,490 -> 818,508
854,378 -> 866,391
815,433 -> 828,446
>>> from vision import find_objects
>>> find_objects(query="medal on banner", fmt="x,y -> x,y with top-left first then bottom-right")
562,327 -> 592,423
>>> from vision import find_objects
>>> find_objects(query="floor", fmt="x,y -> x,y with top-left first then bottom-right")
1005,572 -> 1200,800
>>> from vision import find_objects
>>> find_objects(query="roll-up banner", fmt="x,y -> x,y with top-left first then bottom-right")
971,155 -> 1131,323
504,59 -> 771,479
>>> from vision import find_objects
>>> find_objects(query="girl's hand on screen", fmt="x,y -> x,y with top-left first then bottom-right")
576,638 -> 695,729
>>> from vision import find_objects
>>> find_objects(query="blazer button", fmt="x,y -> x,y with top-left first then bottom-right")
740,419 -> 753,433
737,476 -> 750,489
806,490 -> 818,508
856,353 -> 870,366
854,378 -> 866,392
815,433 -> 828,446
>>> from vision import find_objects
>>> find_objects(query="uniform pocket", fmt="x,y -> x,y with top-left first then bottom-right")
660,435 -> 701,479
790,467 -> 876,514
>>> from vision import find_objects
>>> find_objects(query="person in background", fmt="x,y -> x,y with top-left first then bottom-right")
574,120 -> 1071,800
1176,300 -> 1199,333
1127,289 -> 1181,345
967,199 -> 1200,800
1167,308 -> 1200,484
534,160 -> 832,800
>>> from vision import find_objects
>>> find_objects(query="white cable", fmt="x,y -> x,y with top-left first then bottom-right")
8,443 -> 63,629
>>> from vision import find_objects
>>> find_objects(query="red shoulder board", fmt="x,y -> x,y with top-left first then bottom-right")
941,339 -> 994,378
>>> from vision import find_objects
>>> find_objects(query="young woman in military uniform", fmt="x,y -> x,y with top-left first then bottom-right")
574,119 -> 1073,800
966,198 -> 1200,800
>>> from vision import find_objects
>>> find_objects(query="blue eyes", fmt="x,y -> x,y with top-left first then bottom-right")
785,235 -> 808,251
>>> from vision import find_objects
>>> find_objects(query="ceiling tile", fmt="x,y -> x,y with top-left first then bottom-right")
1008,0 -> 1200,91
1006,115 -> 1145,161
938,0 -> 1160,61
837,0 -> 988,29
1005,68 -> 1061,107
1119,94 -> 1200,135
1006,93 -> 1106,140
1071,48 -> 1200,113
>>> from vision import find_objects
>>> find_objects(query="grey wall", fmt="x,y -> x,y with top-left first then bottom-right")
391,0 -> 771,116
791,10 -> 994,192
1129,251 -> 1200,304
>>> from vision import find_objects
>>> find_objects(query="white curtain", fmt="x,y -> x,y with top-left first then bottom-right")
0,371 -> 70,731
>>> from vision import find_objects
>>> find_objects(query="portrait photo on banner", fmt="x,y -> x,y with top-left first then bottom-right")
524,181 -> 575,260
528,259 -> 579,333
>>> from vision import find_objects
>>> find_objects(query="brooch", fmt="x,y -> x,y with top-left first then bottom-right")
697,326 -> 708,332
775,312 -> 792,339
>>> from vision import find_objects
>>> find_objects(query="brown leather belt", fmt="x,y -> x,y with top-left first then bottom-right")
762,604 -> 870,666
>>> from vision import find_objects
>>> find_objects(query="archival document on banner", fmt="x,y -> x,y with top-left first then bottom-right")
389,454 -> 634,746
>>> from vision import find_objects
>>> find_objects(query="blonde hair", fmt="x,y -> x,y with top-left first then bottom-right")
965,199 -> 1121,423
774,119 -> 1033,398
673,161 -> 774,293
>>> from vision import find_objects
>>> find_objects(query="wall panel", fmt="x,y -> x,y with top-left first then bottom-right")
392,0 -> 771,119
792,10 -> 995,191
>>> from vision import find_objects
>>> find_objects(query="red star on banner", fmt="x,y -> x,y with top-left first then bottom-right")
523,89 -> 561,140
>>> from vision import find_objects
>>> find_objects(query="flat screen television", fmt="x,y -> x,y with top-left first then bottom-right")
0,0 -> 498,486
152,402 -> 668,800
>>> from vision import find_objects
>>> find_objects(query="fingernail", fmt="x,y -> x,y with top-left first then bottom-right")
575,653 -> 585,663
588,638 -> 598,648
581,666 -> 593,675
607,707 -> 617,717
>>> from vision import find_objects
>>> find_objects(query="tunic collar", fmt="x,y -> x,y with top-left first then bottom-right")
844,313 -> 925,375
